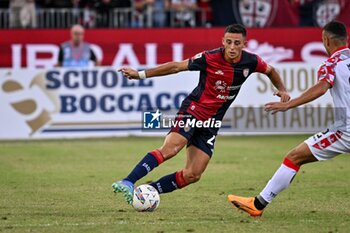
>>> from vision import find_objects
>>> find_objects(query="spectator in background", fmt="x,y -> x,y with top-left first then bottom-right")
82,1 -> 95,28
169,0 -> 197,27
95,0 -> 131,28
134,0 -> 168,27
289,0 -> 321,27
95,0 -> 114,27
114,0 -> 132,27
57,24 -> 101,67
9,0 -> 36,28
71,0 -> 81,23
197,0 -> 212,27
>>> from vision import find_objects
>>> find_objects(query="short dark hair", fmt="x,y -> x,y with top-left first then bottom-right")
323,20 -> 348,42
225,24 -> 247,37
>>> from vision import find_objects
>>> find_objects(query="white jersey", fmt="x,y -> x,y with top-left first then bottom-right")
317,47 -> 350,131
304,47 -> 350,160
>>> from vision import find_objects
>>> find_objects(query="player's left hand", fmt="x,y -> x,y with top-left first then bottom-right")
264,101 -> 289,114
274,90 -> 290,103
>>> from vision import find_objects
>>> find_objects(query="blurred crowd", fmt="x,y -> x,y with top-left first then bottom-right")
1,0 -> 350,29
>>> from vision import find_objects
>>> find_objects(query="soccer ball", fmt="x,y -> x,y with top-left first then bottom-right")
132,184 -> 160,212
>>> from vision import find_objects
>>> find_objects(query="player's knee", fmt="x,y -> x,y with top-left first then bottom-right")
158,147 -> 176,159
158,144 -> 182,159
182,169 -> 201,184
286,149 -> 304,166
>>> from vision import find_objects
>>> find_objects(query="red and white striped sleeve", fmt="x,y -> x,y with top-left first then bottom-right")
317,60 -> 336,87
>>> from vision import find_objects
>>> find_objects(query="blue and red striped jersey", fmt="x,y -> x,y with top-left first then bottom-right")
180,47 -> 268,121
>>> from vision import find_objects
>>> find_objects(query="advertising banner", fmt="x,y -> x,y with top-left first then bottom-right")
2,27 -> 347,69
0,64 -> 333,139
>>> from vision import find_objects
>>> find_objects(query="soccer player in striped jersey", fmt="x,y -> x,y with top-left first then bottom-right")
229,20 -> 350,217
114,24 -> 290,204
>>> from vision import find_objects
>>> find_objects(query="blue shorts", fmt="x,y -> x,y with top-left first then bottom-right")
169,112 -> 218,157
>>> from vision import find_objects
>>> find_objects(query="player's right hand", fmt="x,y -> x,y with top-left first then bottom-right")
118,67 -> 140,80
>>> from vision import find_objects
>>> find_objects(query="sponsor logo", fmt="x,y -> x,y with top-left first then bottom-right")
269,192 -> 277,198
142,162 -> 151,172
215,70 -> 224,75
216,94 -> 236,100
226,85 -> 242,91
214,80 -> 227,93
171,181 -> 178,189
156,183 -> 163,193
193,52 -> 203,60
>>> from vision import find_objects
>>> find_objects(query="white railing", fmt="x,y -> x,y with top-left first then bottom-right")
0,8 -> 210,29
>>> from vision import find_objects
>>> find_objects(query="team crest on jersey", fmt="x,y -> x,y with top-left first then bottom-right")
214,80 -> 227,93
243,68 -> 249,77
232,0 -> 278,27
313,0 -> 341,27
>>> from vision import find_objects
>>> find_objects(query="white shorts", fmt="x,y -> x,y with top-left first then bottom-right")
304,128 -> 350,161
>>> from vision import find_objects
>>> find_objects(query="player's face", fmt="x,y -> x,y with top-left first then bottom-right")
222,32 -> 246,62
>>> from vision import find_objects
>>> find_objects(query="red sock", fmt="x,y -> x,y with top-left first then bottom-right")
175,170 -> 188,188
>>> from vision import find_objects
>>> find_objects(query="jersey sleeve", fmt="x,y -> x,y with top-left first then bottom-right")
90,48 -> 97,62
58,47 -> 64,63
188,52 -> 207,71
317,62 -> 335,87
254,55 -> 268,73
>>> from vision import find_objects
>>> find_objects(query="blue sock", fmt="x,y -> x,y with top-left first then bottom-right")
125,151 -> 163,184
149,172 -> 179,194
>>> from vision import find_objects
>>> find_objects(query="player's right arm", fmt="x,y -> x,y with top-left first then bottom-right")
118,60 -> 189,80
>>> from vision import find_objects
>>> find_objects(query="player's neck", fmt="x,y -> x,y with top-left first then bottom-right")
224,53 -> 242,64
329,44 -> 348,57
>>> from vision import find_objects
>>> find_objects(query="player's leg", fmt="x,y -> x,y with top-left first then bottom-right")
112,132 -> 188,203
229,129 -> 346,216
150,129 -> 215,193
228,142 -> 316,217
182,145 -> 211,184
124,132 -> 188,183
149,145 -> 211,193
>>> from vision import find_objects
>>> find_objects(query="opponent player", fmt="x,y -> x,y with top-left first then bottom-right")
114,24 -> 290,204
228,20 -> 349,217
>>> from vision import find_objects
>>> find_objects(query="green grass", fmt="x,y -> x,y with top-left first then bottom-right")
0,136 -> 349,233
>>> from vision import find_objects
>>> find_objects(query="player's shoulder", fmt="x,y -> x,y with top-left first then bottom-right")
241,50 -> 259,61
206,47 -> 223,55
325,48 -> 350,66
236,50 -> 260,66
203,47 -> 224,59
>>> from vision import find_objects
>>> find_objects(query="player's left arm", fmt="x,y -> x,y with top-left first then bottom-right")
264,65 -> 290,102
